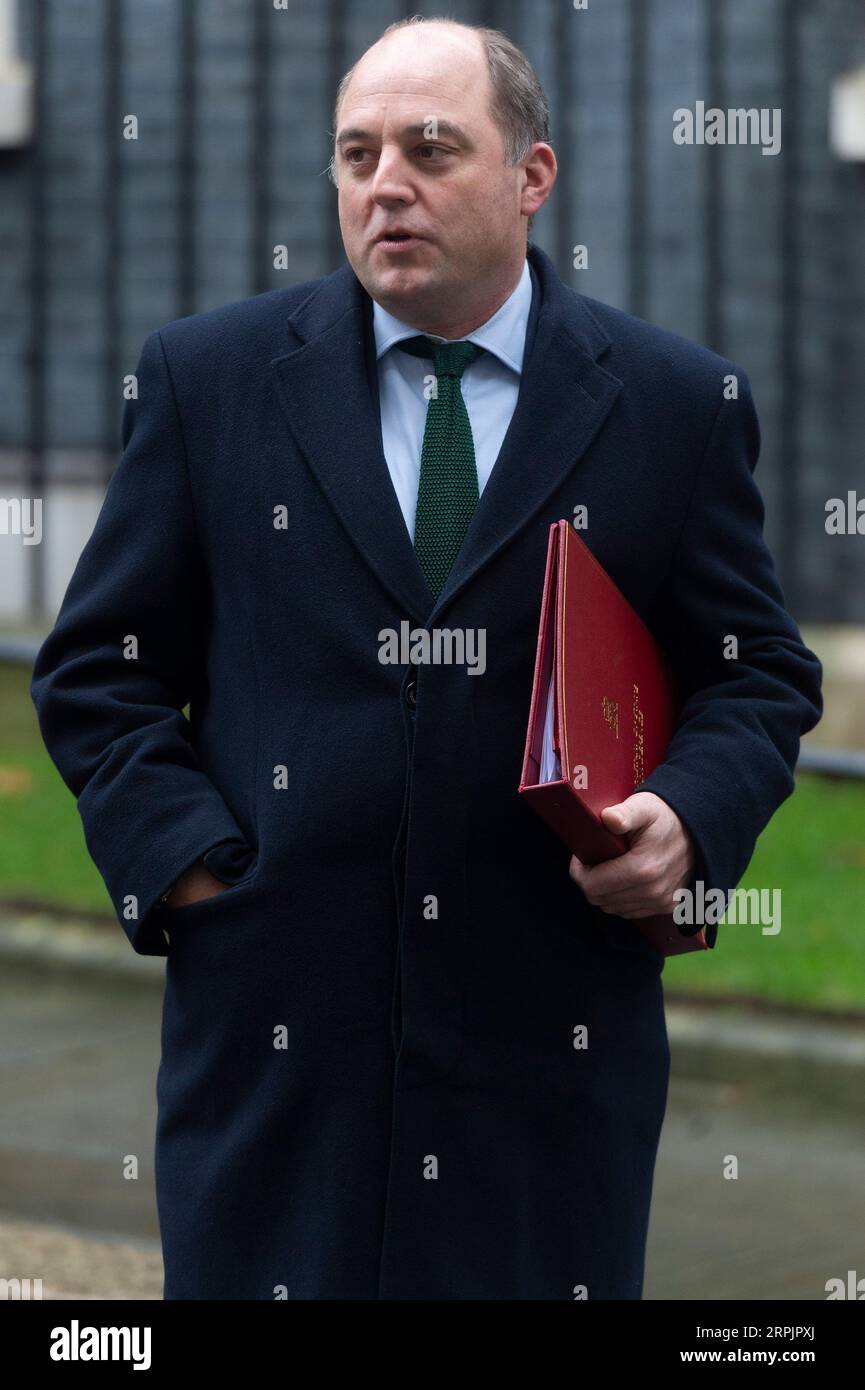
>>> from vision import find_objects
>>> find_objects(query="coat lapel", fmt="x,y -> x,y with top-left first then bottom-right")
269,242 -> 622,624
432,245 -> 622,619
269,263 -> 434,623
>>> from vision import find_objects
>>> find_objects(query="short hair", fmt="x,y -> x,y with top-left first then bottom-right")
328,15 -> 551,234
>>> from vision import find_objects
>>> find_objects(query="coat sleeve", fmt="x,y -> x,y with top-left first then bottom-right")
635,369 -> 823,948
30,329 -> 257,955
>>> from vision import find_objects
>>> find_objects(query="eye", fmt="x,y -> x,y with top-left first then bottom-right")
342,143 -> 450,169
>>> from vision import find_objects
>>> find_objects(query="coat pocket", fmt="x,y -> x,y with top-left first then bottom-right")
159,838 -> 260,944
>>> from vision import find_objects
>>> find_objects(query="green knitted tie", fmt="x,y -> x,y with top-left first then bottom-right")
395,335 -> 483,599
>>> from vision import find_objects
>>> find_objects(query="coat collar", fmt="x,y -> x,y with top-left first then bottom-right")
269,241 -> 622,624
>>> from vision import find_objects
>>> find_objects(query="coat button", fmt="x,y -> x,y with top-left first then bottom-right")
404,678 -> 417,708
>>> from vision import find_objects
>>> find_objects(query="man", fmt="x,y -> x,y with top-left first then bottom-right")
31,17 -> 822,1300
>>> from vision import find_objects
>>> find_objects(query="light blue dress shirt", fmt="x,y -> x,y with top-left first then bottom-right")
372,256 -> 533,542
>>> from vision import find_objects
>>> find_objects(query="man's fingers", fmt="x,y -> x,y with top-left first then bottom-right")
568,855 -> 622,890
570,853 -> 665,897
569,852 -> 674,916
600,891 -> 674,916
603,905 -> 665,922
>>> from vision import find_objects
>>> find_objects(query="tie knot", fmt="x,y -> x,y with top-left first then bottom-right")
396,334 -> 482,379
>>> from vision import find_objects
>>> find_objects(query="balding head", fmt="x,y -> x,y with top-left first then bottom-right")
333,17 -> 556,338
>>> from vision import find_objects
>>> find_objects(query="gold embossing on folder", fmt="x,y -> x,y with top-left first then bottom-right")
632,683 -> 645,787
602,696 -> 619,739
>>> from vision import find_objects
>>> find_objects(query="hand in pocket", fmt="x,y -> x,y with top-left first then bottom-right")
162,859 -> 230,908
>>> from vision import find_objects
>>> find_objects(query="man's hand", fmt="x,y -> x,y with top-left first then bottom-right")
162,859 -> 228,908
568,792 -> 695,919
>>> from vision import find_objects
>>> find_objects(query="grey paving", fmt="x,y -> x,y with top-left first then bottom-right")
0,939 -> 862,1301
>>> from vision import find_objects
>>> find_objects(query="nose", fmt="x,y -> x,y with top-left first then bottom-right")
370,145 -> 416,205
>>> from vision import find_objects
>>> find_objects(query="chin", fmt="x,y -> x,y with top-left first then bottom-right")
374,267 -> 435,299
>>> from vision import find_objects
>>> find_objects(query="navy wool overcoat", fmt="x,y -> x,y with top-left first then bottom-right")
31,242 -> 822,1299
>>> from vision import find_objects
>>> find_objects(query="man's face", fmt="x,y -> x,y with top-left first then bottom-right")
334,26 -> 535,332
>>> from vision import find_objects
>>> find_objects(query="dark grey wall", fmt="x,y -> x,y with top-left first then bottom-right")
3,0 -> 864,621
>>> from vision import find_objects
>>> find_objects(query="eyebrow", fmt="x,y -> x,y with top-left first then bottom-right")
335,120 -> 471,149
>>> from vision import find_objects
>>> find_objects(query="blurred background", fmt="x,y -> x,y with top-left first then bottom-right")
0,0 -> 863,1300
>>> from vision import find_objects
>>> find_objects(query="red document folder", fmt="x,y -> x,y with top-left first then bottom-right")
518,520 -> 708,957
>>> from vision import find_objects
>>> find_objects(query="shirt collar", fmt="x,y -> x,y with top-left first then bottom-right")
371,256 -> 532,375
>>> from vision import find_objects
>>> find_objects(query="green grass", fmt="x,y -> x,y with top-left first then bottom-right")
0,664 -> 112,912
667,772 -> 865,1010
2,663 -> 864,1010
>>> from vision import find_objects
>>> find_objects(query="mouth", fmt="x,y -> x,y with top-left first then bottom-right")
375,232 -> 425,251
